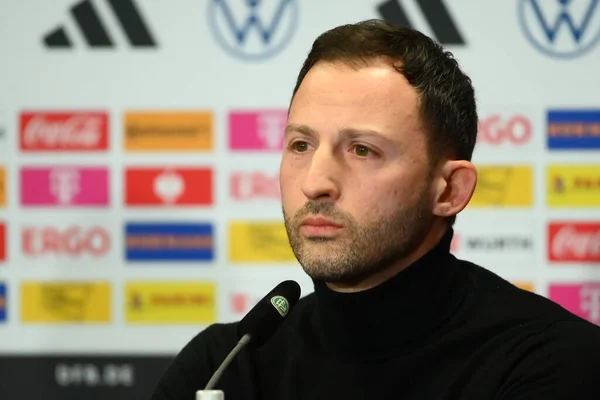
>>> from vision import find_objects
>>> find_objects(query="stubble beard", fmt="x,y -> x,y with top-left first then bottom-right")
283,187 -> 434,285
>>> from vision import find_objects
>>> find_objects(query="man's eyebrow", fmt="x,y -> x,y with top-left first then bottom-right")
284,125 -> 395,144
284,124 -> 317,140
338,128 -> 394,144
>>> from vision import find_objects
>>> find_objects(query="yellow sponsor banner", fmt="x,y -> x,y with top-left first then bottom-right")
468,165 -> 534,207
513,282 -> 535,293
229,221 -> 296,263
0,167 -> 5,207
125,281 -> 216,324
546,164 -> 600,207
124,111 -> 213,151
21,281 -> 111,323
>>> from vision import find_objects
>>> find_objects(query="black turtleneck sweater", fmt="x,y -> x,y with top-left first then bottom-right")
151,229 -> 600,399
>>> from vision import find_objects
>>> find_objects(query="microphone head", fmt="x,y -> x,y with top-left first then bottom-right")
237,280 -> 301,349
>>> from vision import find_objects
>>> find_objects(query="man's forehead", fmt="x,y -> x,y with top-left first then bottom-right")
292,65 -> 418,111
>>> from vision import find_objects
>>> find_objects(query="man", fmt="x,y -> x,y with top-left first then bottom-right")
151,20 -> 600,399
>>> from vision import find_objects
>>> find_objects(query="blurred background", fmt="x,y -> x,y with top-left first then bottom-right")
0,0 -> 598,398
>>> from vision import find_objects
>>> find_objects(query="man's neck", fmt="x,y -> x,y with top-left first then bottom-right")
312,224 -> 468,361
326,221 -> 450,293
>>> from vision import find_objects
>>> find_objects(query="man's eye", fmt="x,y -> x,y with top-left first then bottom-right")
292,141 -> 309,152
354,145 -> 373,157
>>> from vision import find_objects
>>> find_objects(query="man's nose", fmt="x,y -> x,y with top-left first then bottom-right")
301,148 -> 341,202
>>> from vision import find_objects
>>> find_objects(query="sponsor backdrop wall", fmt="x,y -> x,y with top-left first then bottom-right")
0,0 -> 599,398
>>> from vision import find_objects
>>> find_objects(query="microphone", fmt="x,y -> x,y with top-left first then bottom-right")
202,280 -> 301,392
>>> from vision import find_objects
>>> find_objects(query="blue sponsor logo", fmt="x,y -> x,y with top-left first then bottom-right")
208,0 -> 298,61
518,0 -> 600,59
547,110 -> 600,149
125,223 -> 214,262
0,283 -> 6,322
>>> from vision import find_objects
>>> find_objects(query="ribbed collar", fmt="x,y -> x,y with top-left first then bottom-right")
313,228 -> 469,362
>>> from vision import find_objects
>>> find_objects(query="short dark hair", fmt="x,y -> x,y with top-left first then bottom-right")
290,19 -> 478,226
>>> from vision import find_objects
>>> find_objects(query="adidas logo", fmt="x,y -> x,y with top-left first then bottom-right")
43,0 -> 157,49
377,0 -> 466,45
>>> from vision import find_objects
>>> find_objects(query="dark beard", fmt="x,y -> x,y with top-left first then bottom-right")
283,186 -> 433,285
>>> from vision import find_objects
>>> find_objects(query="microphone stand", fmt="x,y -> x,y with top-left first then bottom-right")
195,334 -> 252,400
195,390 -> 225,400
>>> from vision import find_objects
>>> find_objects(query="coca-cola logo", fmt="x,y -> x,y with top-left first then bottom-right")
477,114 -> 532,145
20,112 -> 108,150
230,171 -> 280,200
22,226 -> 110,257
549,223 -> 600,262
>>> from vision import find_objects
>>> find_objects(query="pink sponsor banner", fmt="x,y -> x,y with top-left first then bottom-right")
548,283 -> 600,325
228,110 -> 287,151
20,166 -> 109,207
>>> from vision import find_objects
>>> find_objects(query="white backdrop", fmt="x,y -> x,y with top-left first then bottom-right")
0,0 -> 599,359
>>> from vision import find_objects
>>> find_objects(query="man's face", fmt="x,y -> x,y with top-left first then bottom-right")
280,60 -> 436,285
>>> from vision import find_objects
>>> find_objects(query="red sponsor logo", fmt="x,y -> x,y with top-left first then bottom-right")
230,171 -> 280,200
231,293 -> 260,314
548,222 -> 600,263
20,111 -> 109,151
125,167 -> 213,206
450,235 -> 460,252
0,223 -> 6,261
231,293 -> 250,314
22,226 -> 110,257
477,114 -> 532,145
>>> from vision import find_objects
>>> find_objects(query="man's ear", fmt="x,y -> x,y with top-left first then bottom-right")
431,160 -> 477,218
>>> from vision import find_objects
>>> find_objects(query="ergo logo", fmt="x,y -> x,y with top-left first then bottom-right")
477,115 -> 532,145
22,226 -> 110,257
